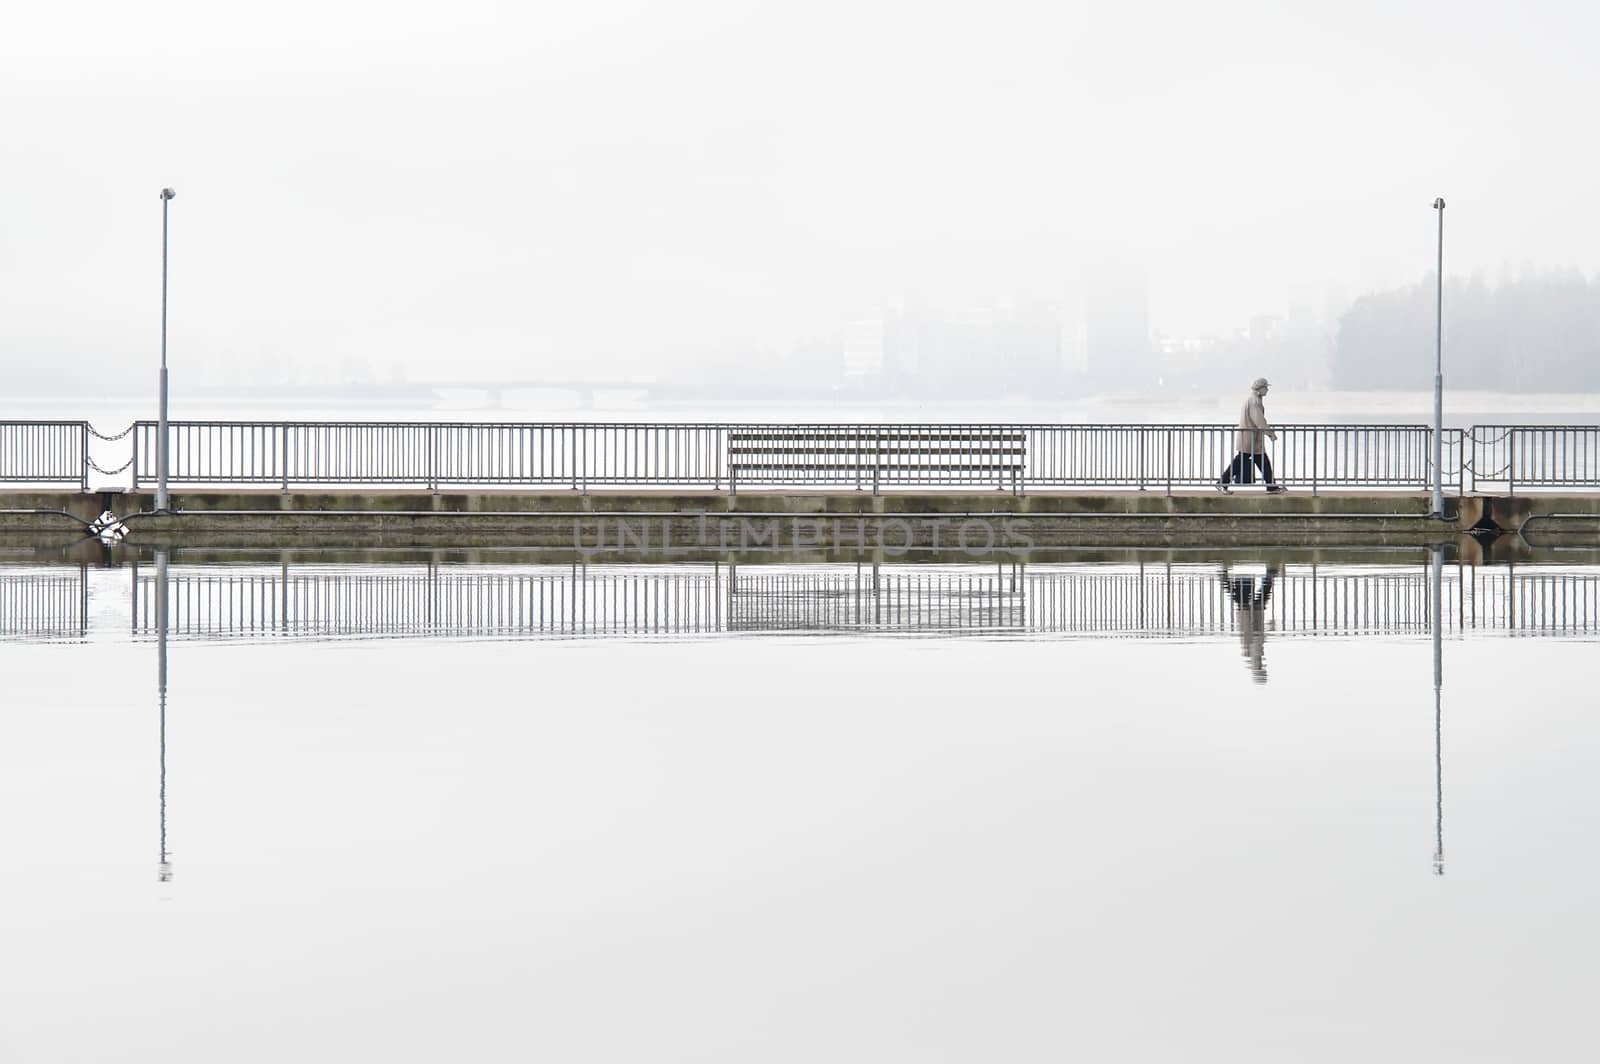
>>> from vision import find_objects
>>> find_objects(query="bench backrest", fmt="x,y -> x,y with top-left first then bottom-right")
726,428 -> 1025,491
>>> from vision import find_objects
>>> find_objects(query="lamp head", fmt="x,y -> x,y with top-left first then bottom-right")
1433,197 -> 1445,210
160,188 -> 176,200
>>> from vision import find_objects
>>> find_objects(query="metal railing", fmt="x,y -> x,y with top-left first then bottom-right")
130,420 -> 729,491
1019,423 -> 1457,493
1,418 -> 1595,494
1465,426 -> 1600,493
108,560 -> 1600,642
0,421 -> 89,489
117,419 -> 1477,494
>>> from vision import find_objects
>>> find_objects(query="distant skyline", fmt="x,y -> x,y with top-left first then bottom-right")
6,1 -> 1600,391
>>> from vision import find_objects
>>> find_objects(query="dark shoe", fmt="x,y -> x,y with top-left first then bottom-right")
1266,485 -> 1288,494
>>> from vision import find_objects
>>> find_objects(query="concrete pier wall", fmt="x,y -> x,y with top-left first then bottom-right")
3,489 -> 1598,549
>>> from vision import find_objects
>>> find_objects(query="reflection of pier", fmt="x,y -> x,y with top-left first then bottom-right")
107,561 -> 1600,641
0,565 -> 88,640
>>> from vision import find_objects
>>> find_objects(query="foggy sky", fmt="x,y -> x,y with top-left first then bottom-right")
5,0 -> 1599,389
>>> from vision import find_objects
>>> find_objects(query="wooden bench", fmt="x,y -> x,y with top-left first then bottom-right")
727,428 -> 1026,495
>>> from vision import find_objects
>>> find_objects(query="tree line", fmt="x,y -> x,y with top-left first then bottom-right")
1334,270 -> 1600,391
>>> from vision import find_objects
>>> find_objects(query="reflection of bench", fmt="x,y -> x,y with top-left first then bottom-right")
727,428 -> 1026,494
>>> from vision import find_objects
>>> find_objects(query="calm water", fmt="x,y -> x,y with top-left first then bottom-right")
3,551 -> 1597,1061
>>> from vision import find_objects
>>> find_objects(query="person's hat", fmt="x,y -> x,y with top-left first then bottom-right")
1252,377 -> 1270,391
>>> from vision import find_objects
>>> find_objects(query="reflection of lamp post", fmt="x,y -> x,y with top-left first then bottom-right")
157,188 -> 176,513
1431,546 -> 1444,876
1431,198 -> 1446,517
157,549 -> 172,882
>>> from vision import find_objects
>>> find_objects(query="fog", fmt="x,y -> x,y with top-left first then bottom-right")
5,0 -> 1600,401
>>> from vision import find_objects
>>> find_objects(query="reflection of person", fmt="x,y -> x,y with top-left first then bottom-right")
1221,566 -> 1278,683
1217,378 -> 1287,494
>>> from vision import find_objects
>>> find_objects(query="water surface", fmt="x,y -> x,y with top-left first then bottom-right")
2,552 -> 1595,1061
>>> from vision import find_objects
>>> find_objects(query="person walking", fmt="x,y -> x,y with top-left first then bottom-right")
1217,377 -> 1287,494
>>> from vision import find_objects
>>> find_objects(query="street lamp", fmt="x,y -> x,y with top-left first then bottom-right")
157,187 -> 176,512
1432,197 -> 1445,517
1431,545 -> 1445,876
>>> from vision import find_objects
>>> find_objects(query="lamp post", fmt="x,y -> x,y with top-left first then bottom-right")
1432,197 -> 1445,517
157,188 -> 176,512
1431,545 -> 1444,876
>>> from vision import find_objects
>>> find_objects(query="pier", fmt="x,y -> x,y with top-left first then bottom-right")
3,419 -> 1599,547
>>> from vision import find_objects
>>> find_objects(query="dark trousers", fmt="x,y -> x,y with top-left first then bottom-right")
1221,451 -> 1275,486
1222,571 -> 1277,609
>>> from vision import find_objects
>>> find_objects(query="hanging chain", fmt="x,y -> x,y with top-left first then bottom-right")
83,422 -> 138,477
87,455 -> 136,475
87,422 -> 137,442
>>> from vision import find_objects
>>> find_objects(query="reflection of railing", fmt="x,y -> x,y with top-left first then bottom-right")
1022,565 -> 1443,636
121,562 -> 1600,641
1459,565 -> 1600,632
0,566 -> 88,640
131,564 -> 730,638
728,565 -> 1025,630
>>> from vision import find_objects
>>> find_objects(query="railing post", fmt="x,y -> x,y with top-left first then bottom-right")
428,423 -> 439,494
1137,426 -> 1146,491
1165,428 -> 1172,498
988,427 -> 1001,493
1422,427 -> 1431,495
1311,428 -> 1319,497
1508,431 -> 1516,497
1019,428 -> 1028,496
80,422 -> 89,492
280,424 -> 290,493
854,426 -> 863,491
1470,426 -> 1480,495
1012,427 -> 1021,496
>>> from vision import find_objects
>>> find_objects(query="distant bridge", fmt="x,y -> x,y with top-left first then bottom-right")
414,378 -> 659,407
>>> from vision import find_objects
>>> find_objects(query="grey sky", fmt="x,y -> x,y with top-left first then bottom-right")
5,0 -> 1598,385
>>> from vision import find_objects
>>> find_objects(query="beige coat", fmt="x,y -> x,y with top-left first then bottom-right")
1234,391 -> 1277,453
1236,603 -> 1268,683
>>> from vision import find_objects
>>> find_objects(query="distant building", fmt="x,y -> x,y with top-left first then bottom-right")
1248,314 -> 1284,344
995,299 -> 1064,394
881,300 -> 1065,397
841,316 -> 886,380
1084,270 -> 1152,388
